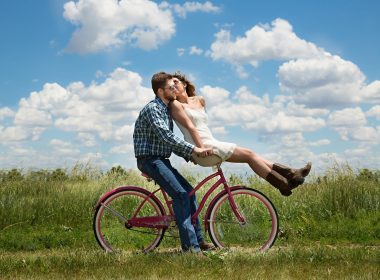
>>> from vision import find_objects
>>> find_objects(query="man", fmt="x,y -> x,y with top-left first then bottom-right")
133,72 -> 213,253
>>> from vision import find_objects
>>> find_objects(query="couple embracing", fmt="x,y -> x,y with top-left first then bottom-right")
133,72 -> 311,254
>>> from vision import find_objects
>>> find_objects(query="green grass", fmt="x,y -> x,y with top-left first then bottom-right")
0,164 -> 379,278
0,245 -> 378,279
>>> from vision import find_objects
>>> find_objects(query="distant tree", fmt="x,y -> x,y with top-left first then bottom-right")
107,165 -> 127,177
49,168 -> 69,181
358,168 -> 380,182
28,170 -> 50,182
5,169 -> 24,182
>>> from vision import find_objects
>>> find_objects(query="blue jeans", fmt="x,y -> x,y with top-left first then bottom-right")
137,157 -> 204,252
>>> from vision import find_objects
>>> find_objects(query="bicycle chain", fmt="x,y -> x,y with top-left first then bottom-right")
127,226 -> 180,239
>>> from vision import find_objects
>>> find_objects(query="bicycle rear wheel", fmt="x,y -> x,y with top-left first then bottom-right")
93,188 -> 165,252
207,187 -> 278,252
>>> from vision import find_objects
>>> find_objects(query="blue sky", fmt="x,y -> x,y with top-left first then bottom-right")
1,0 -> 379,174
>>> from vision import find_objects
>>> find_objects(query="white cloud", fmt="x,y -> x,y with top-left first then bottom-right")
95,70 -> 104,79
19,83 -> 71,112
0,107 -> 15,120
245,113 -> 325,133
284,101 -> 329,117
77,68 -> 151,110
234,86 -> 267,104
2,65 -> 378,172
113,124 -> 134,141
110,144 -> 134,154
63,0 -> 175,53
79,152 -> 108,168
200,85 -> 230,104
0,126 -> 30,142
343,144 -> 380,168
366,105 -> 380,120
189,46 -> 204,55
349,127 -> 379,142
211,126 -> 227,135
278,55 -> 370,107
161,1 -> 221,18
234,65 -> 249,79
328,107 -> 380,142
361,81 -> 380,103
344,147 -> 369,158
328,107 -> 366,127
177,48 -> 185,56
309,139 -> 331,146
200,85 -> 325,134
260,132 -> 317,169
208,18 -> 380,107
54,68 -> 150,140
1,68 -> 152,145
210,18 -> 325,67
77,132 -> 97,147
14,107 -> 52,127
50,139 -> 81,156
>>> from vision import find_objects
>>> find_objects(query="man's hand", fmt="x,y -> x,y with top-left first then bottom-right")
192,147 -> 213,158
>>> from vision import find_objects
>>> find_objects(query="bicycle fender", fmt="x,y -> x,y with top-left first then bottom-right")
93,186 -> 166,214
204,186 -> 247,231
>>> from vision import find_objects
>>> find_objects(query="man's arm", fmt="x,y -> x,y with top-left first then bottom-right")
144,103 -> 194,159
173,146 -> 212,161
144,104 -> 212,160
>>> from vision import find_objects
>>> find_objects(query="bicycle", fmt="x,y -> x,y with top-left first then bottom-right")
93,164 -> 279,253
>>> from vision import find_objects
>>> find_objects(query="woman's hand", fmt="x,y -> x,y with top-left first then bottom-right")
192,147 -> 213,157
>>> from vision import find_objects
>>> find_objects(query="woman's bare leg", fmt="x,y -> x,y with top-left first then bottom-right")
256,154 -> 273,169
226,146 -> 311,196
227,146 -> 300,196
226,147 -> 272,178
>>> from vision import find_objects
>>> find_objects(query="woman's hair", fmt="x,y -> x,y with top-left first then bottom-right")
151,72 -> 172,95
172,71 -> 196,97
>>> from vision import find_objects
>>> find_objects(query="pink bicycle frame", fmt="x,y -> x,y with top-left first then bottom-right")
128,166 -> 246,230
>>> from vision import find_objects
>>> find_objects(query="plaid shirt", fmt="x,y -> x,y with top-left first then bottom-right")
133,97 -> 194,160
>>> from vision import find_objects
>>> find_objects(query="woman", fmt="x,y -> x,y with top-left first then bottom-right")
169,72 -> 311,196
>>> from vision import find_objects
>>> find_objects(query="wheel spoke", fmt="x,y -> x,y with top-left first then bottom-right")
94,189 -> 165,252
100,202 -> 128,223
207,188 -> 278,252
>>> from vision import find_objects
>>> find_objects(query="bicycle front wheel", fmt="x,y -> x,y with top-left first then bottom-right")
93,188 -> 165,252
207,187 -> 278,252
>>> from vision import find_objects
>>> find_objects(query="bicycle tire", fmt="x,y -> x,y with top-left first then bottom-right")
93,187 -> 166,252
207,187 -> 278,252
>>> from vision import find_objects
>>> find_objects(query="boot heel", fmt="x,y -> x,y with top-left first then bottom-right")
265,170 -> 292,196
289,176 -> 305,189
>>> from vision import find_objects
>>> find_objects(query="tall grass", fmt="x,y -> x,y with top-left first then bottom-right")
0,164 -> 379,251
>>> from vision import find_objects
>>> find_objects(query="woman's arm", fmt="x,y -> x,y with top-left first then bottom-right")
197,96 -> 205,107
169,100 -> 204,148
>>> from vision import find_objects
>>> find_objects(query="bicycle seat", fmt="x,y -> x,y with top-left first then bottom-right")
192,154 -> 223,167
141,172 -> 153,181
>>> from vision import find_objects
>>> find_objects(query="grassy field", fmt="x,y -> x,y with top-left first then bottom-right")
0,164 -> 379,279
1,245 -> 378,279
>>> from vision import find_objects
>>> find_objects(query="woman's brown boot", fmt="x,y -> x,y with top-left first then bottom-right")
265,170 -> 292,196
272,162 -> 312,189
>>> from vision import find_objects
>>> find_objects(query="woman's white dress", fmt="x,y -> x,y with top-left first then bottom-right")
175,107 -> 236,167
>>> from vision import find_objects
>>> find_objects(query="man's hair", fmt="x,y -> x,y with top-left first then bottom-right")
151,72 -> 172,95
172,71 -> 196,97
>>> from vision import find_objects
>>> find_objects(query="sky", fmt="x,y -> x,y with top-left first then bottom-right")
0,0 -> 379,175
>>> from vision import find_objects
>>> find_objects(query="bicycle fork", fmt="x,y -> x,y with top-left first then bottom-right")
225,186 -> 247,226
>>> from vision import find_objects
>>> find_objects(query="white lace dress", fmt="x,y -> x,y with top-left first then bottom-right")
175,107 -> 236,167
